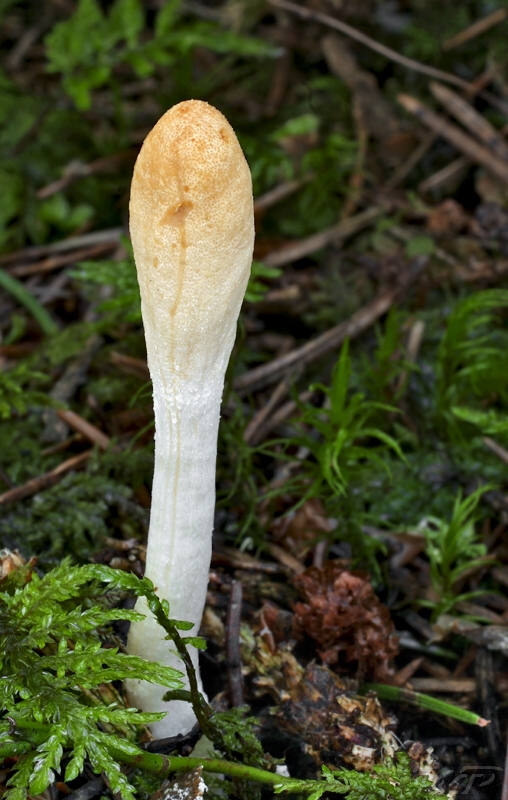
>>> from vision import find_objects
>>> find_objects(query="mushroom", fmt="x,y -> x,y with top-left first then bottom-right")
126,100 -> 254,736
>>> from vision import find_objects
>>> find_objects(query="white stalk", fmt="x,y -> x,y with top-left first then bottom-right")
126,100 -> 254,736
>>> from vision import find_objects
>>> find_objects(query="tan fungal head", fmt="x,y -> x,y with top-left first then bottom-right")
129,100 -> 254,382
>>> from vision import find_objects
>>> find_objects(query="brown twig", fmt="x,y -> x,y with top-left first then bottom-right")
8,242 -> 116,278
252,389 -> 315,442
265,542 -> 305,574
234,256 -> 427,395
483,437 -> 508,466
398,93 -> 508,186
0,451 -> 91,506
254,177 -> 309,216
41,434 -> 84,456
262,205 -> 385,268
395,319 -> 425,395
0,228 -> 124,266
384,133 -> 435,190
43,335 -> 104,444
418,156 -> 470,195
243,378 -> 290,446
442,8 -> 508,51
226,580 -> 244,707
410,677 -> 508,693
341,101 -> 368,219
430,82 -> 508,162
392,657 -> 424,687
452,645 -> 478,678
211,548 -> 285,574
268,0 -> 479,91
56,410 -> 111,451
36,151 -> 137,200
264,48 -> 292,117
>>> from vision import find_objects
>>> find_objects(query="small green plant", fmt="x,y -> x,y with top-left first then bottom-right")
0,560 -> 184,800
244,261 -> 282,303
275,754 -> 445,800
73,240 -> 141,322
267,340 -> 404,506
0,362 -> 51,418
1,472 -> 135,561
362,308 -> 415,404
45,0 -> 274,111
418,485 -> 491,619
436,289 -> 508,442
0,560 -> 445,800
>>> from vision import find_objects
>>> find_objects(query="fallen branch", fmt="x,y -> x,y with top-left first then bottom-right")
263,205 -> 385,268
0,450 -> 91,506
234,256 -> 428,395
398,93 -> 508,186
430,81 -> 508,162
268,0 -> 477,91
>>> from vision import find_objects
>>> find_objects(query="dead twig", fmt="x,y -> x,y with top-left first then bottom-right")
7,242 -> 116,278
243,378 -> 291,446
483,437 -> 508,466
234,256 -> 428,395
36,151 -> 137,200
265,542 -> 305,574
254,177 -> 309,216
269,0 -> 478,91
226,580 -> 244,707
418,156 -> 470,195
384,133 -> 435,191
392,657 -> 424,687
211,547 -> 285,574
264,48 -> 292,118
262,205 -> 386,268
430,82 -> 508,163
442,8 -> 508,51
398,93 -> 508,186
0,451 -> 91,506
0,228 -> 124,266
56,410 -> 111,451
410,677 -> 508,693
341,101 -> 368,219
43,335 -> 104,443
252,389 -> 315,442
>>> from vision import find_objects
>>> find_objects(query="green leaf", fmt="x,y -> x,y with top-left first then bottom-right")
110,0 -> 144,46
0,269 -> 58,336
405,235 -> 435,258
452,405 -> 508,437
155,0 -> 181,37
271,113 -> 320,140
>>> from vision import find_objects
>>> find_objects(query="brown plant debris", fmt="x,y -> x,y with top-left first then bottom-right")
276,663 -> 398,771
293,562 -> 399,680
243,633 -> 452,793
0,549 -> 35,582
270,498 -> 333,561
151,767 -> 206,800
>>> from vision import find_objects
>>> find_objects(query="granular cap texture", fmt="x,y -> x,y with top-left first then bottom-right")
130,99 -> 254,378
